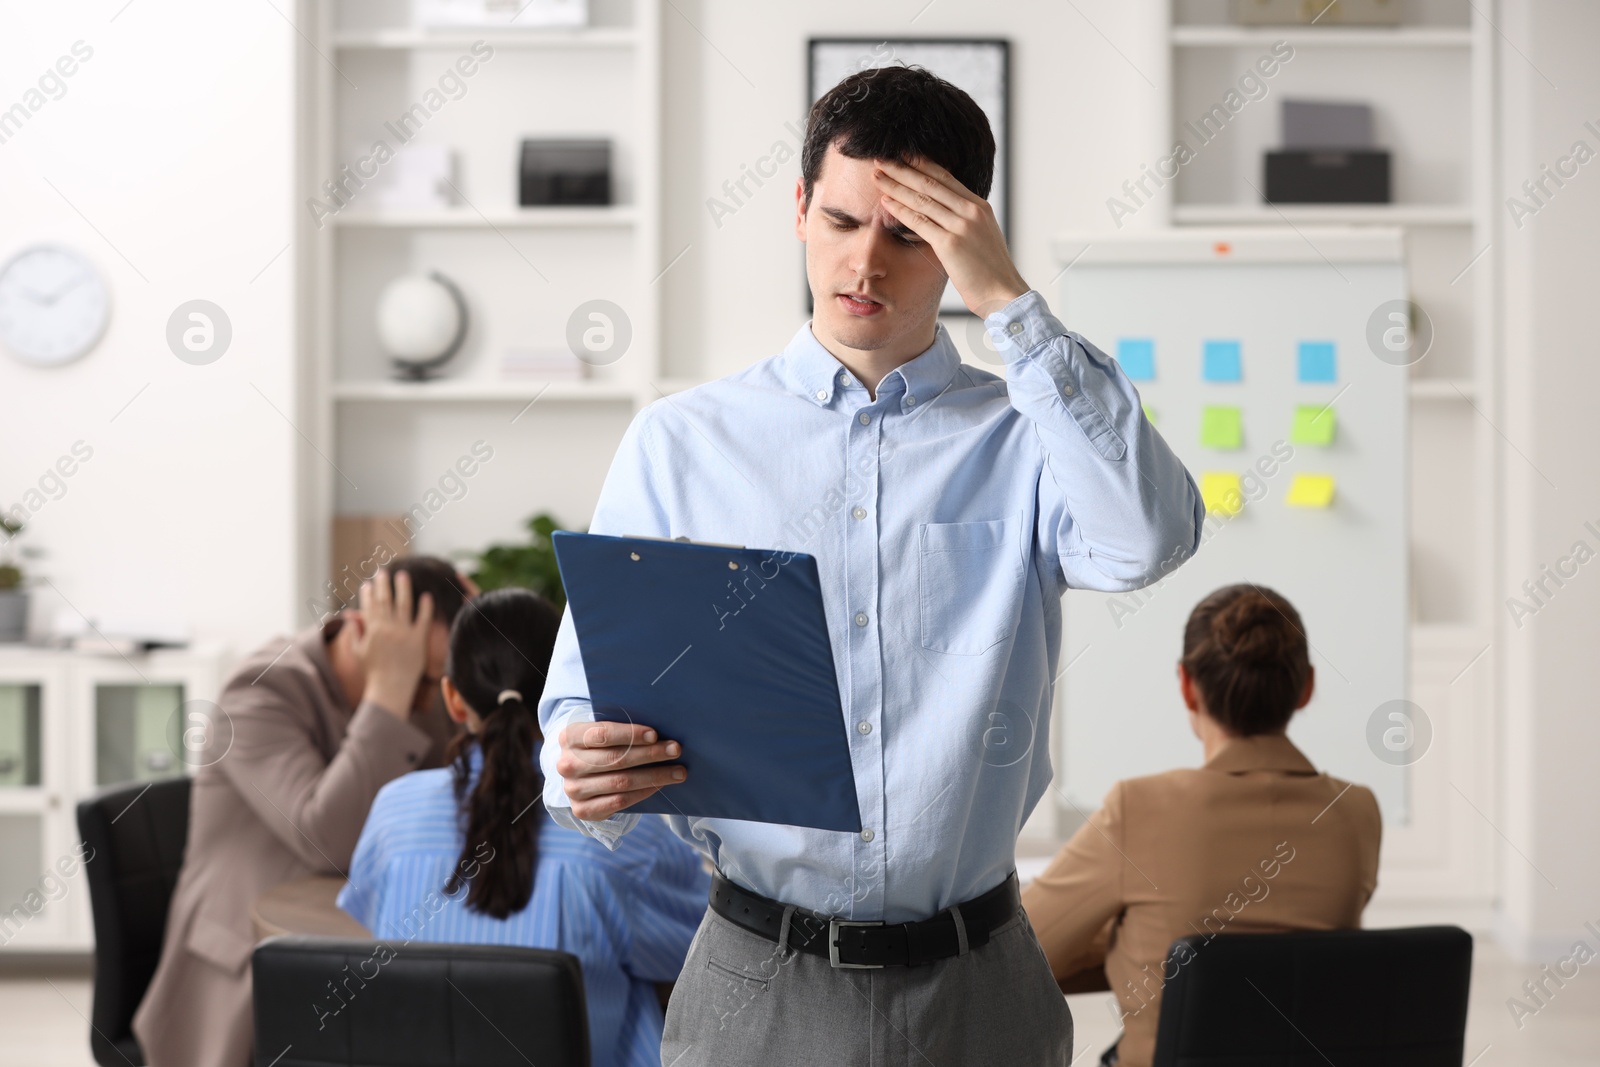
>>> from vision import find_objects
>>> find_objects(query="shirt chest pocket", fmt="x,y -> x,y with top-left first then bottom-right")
917,519 -> 1026,656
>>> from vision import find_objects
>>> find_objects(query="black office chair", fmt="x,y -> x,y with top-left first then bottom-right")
252,935 -> 590,1067
76,775 -> 193,1067
1148,925 -> 1473,1066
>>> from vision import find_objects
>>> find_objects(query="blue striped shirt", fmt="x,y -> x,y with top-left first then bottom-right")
338,746 -> 710,1067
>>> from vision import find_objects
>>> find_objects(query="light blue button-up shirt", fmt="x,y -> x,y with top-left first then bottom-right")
537,288 -> 1202,923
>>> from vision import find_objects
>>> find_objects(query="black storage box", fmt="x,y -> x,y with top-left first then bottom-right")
519,139 -> 611,206
1264,150 -> 1390,204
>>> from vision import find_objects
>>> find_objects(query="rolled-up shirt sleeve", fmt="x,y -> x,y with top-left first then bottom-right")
537,406 -> 675,848
986,289 -> 1203,594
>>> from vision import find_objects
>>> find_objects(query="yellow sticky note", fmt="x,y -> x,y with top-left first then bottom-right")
1201,472 -> 1244,516
1200,405 -> 1243,450
1142,402 -> 1157,425
1291,404 -> 1336,446
1286,473 -> 1336,508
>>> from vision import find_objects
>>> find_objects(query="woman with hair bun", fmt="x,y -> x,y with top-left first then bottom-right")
1022,584 -> 1382,1067
339,588 -> 709,1067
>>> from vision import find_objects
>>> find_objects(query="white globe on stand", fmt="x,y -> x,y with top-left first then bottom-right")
375,274 -> 462,360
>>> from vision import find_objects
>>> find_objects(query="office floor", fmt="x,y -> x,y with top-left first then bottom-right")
1,936 -> 1595,1066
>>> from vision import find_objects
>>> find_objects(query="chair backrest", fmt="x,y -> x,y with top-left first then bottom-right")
252,935 -> 590,1067
76,775 -> 193,1067
1151,925 -> 1473,1067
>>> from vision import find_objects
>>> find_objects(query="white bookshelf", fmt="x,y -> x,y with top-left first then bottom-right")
331,27 -> 640,50
1172,203 -> 1474,226
296,0 -> 665,612
1170,25 -> 1473,48
330,206 -> 639,228
1153,0 -> 1500,919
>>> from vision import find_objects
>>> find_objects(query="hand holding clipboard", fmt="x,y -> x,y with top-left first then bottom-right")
551,532 -> 863,833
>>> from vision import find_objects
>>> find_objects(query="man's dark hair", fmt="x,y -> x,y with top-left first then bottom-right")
801,64 -> 995,208
380,556 -> 470,627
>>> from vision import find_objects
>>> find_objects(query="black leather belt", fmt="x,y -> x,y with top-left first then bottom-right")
709,870 -> 1020,969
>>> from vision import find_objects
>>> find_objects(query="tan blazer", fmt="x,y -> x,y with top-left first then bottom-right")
1021,734 -> 1381,1067
132,618 -> 458,1067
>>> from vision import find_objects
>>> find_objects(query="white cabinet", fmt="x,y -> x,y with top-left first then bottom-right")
0,646 -> 226,952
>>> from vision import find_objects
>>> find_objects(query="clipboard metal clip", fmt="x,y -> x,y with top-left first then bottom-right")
625,533 -> 748,550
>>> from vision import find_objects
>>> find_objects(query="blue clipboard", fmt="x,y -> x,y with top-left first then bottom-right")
551,531 -> 863,833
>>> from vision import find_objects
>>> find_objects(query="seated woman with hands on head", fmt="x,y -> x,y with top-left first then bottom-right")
1022,584 -> 1382,1067
339,588 -> 709,1067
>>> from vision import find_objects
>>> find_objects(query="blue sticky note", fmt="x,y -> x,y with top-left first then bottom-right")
1298,341 -> 1337,383
1117,338 -> 1155,381
1203,340 -> 1242,382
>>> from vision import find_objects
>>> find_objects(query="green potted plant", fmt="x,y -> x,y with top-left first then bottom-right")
0,517 -> 30,643
460,512 -> 576,611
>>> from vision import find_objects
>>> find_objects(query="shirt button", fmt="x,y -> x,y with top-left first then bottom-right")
857,721 -> 872,735
858,412 -> 870,425
1008,321 -> 1024,335
854,611 -> 868,627
860,828 -> 875,842
838,371 -> 849,386
851,506 -> 867,520
815,389 -> 827,401
1062,384 -> 1076,397
905,395 -> 917,407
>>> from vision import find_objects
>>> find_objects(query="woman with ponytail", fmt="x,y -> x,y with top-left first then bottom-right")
339,589 -> 709,1067
1021,584 -> 1382,1067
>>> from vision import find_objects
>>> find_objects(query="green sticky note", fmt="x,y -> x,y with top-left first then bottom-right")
1142,402 -> 1157,425
1200,405 -> 1243,450
1291,404 -> 1336,446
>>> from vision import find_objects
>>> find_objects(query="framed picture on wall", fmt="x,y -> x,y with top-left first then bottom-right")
806,38 -> 1011,316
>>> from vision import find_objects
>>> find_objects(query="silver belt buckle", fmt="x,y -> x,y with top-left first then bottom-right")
828,918 -> 887,969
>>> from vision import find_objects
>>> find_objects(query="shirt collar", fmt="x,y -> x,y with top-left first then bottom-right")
1203,733 -> 1319,776
780,319 -> 963,408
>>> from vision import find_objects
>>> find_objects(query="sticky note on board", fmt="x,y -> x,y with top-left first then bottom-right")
1291,404 -> 1336,445
1201,472 -> 1244,516
1117,338 -> 1156,381
1200,405 -> 1243,449
1142,403 -> 1157,424
1286,473 -> 1336,508
1298,341 -> 1337,382
1203,340 -> 1242,382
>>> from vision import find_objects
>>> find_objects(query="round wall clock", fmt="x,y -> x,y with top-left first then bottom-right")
0,244 -> 111,367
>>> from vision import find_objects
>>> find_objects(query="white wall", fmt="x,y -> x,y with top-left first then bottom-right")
0,0 -> 298,654
1496,0 -> 1600,960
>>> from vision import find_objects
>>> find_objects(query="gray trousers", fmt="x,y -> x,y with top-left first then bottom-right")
660,901 -> 1074,1066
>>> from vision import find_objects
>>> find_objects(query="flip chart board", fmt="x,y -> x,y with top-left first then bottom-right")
1051,229 -> 1412,823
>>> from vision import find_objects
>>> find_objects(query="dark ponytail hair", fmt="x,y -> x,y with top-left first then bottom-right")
1180,584 -> 1311,737
441,588 -> 561,919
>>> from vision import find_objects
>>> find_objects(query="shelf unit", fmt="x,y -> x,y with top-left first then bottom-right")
0,645 -> 226,952
1152,1 -> 1499,917
298,0 -> 664,605
331,27 -> 640,50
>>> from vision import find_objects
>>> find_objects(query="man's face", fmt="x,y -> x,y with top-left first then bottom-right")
796,144 -> 949,356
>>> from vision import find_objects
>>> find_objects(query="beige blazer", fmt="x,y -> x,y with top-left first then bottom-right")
1021,734 -> 1381,1067
132,618 -> 457,1067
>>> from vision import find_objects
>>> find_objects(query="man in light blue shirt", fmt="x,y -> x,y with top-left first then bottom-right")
538,64 -> 1202,1065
